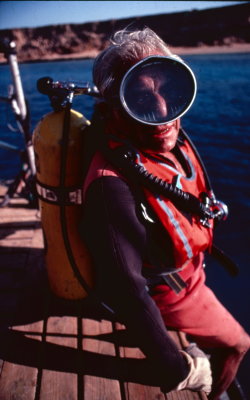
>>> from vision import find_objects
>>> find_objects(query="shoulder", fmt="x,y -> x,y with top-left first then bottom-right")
82,151 -> 126,199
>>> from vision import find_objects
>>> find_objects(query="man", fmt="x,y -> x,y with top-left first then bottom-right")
80,27 -> 250,397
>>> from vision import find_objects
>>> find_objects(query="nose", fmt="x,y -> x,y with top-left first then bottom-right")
153,93 -> 168,118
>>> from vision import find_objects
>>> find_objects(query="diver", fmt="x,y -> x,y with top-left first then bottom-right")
79,27 -> 250,398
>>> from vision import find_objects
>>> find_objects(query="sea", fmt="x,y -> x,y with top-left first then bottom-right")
0,53 -> 250,395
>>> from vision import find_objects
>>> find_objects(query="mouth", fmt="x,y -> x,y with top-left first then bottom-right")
151,124 -> 175,138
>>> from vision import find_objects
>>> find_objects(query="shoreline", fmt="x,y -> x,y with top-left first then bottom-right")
170,43 -> 250,55
0,43 -> 250,65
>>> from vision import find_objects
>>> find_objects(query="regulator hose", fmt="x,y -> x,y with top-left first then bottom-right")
101,132 -> 238,275
102,141 -> 212,221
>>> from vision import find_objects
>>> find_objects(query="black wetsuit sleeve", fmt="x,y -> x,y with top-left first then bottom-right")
80,176 -> 189,390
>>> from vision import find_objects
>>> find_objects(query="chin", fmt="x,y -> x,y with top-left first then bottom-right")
161,138 -> 178,152
143,132 -> 179,153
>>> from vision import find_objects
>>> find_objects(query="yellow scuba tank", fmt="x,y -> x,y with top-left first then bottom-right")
33,108 -> 94,299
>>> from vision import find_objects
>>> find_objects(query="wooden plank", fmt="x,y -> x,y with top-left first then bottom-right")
0,220 -> 44,289
39,316 -> 78,400
25,224 -> 44,274
123,371 -> 166,399
0,224 -> 36,244
0,211 -> 39,222
0,184 -> 32,203
29,224 -> 43,249
0,363 -> 37,400
0,200 -> 41,255
115,324 -> 166,400
13,320 -> 43,337
0,321 -> 43,400
0,228 -> 36,240
123,381 -> 166,400
82,318 -> 122,400
0,238 -> 34,249
0,268 -> 30,290
0,194 -> 45,399
0,253 -> 28,270
166,389 -> 207,399
0,187 -> 208,400
0,359 -> 3,376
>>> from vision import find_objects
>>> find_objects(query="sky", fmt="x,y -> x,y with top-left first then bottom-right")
0,1 -> 243,30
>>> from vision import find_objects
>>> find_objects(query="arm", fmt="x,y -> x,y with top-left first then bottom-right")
80,175 -> 189,390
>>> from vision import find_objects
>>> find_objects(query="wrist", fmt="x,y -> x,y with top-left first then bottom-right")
175,351 -> 194,390
175,350 -> 212,394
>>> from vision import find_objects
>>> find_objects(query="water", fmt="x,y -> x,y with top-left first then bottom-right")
0,53 -> 250,394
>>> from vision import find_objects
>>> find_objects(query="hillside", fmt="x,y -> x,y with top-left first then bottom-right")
0,2 -> 249,63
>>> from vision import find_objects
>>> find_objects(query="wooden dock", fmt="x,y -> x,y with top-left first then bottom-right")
0,184 -> 207,400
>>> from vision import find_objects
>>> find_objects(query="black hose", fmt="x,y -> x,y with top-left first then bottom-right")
59,103 -> 114,314
103,142 -> 212,221
59,102 -> 92,295
101,132 -> 241,276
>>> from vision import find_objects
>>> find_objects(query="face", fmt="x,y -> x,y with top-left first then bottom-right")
112,109 -> 180,153
126,71 -> 169,119
110,55 -> 180,153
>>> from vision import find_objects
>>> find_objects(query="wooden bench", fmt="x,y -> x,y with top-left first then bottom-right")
0,184 -> 207,399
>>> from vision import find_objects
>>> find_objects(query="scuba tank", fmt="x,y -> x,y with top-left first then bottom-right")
33,101 -> 94,299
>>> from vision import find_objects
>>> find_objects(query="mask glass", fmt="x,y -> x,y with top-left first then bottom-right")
119,55 -> 197,125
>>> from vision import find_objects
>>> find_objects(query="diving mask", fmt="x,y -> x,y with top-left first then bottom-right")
119,55 -> 197,125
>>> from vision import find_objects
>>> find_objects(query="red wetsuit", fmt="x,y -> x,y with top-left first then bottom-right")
80,137 -> 243,391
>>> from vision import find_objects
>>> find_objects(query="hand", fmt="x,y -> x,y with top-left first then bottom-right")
175,343 -> 212,394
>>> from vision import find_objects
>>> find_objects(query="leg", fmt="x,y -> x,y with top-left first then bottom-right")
174,330 -> 250,398
208,330 -> 250,399
151,263 -> 250,397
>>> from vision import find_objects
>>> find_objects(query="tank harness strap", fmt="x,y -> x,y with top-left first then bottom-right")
36,179 -> 82,205
146,271 -> 188,295
162,273 -> 188,294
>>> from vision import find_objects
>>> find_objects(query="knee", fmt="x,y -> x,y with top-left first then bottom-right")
233,330 -> 250,356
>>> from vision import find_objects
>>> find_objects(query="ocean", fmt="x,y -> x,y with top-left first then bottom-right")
0,53 -> 250,394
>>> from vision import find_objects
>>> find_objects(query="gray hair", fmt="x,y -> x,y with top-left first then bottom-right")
93,27 -> 173,102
